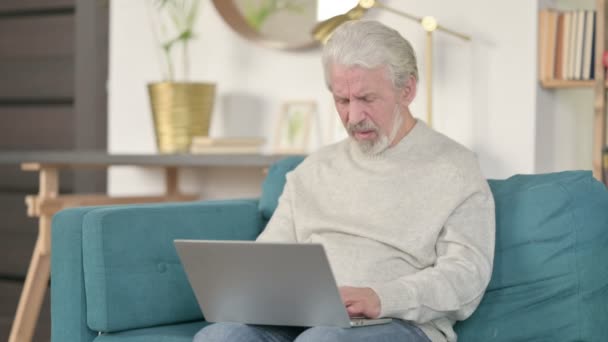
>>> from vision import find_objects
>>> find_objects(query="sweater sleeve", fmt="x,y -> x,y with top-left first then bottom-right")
371,181 -> 495,323
256,175 -> 298,243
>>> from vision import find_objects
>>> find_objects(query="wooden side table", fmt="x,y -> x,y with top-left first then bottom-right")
0,151 -> 291,342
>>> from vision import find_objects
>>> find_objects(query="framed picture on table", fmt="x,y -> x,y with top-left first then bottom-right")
273,101 -> 315,154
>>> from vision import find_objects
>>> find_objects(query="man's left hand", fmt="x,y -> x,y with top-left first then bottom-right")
339,286 -> 381,319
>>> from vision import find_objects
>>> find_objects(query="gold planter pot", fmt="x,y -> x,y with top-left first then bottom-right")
148,82 -> 216,153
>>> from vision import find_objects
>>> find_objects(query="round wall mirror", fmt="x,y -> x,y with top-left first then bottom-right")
212,0 -> 359,51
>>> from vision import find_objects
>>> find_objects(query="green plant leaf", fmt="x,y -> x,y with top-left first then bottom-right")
148,0 -> 201,81
187,0 -> 200,27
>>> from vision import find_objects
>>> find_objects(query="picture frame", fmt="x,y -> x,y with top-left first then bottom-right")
274,101 -> 315,153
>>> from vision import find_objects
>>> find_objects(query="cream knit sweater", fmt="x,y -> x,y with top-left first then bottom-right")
257,121 -> 495,342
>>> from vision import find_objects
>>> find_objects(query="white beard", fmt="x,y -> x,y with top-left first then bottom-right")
351,105 -> 403,155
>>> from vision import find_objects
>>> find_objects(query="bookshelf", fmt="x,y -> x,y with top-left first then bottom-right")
539,0 -> 607,182
541,79 -> 596,88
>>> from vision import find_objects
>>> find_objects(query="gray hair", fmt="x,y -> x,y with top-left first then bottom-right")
322,20 -> 418,89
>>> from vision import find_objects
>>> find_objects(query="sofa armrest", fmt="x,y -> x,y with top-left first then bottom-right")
52,199 -> 264,339
52,206 -> 103,342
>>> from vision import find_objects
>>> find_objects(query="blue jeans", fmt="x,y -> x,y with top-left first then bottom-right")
193,320 -> 431,342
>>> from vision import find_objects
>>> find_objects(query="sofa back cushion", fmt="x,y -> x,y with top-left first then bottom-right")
82,200 -> 264,333
455,171 -> 608,341
259,155 -> 306,220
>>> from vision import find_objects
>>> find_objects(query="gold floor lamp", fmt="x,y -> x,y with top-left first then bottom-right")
312,0 -> 470,128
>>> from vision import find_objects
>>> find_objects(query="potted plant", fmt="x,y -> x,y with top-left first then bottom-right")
146,0 -> 215,153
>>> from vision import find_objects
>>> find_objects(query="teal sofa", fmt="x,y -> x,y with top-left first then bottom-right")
51,157 -> 608,341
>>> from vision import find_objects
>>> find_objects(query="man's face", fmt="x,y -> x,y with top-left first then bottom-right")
329,64 -> 404,154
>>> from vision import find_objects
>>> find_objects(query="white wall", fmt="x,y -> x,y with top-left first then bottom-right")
108,0 -> 559,198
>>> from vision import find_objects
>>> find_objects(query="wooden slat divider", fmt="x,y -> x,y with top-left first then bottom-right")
0,0 -> 74,13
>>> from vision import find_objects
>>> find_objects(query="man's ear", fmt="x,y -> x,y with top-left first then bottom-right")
400,75 -> 417,105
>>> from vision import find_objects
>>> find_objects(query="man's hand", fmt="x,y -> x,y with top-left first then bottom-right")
339,286 -> 381,319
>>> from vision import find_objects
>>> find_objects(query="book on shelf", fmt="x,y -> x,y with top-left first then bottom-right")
582,10 -> 596,80
561,11 -> 570,79
189,137 -> 265,154
566,10 -> 578,79
539,9 -> 558,81
573,10 -> 585,80
538,8 -> 596,83
554,12 -> 565,79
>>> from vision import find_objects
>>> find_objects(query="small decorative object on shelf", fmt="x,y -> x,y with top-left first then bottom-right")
189,137 -> 266,154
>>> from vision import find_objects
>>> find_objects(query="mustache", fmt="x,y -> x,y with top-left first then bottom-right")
347,120 -> 378,134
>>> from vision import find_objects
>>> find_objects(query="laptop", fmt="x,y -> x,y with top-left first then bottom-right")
174,240 -> 392,328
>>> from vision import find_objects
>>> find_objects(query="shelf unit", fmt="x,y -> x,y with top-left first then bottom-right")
541,79 -> 596,88
539,0 -> 607,182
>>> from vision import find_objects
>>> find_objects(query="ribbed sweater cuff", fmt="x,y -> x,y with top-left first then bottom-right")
370,280 -> 416,318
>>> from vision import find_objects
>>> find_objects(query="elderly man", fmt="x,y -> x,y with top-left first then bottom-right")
194,20 -> 495,342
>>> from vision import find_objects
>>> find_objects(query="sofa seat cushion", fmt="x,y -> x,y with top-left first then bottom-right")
455,171 -> 608,341
94,321 -> 209,342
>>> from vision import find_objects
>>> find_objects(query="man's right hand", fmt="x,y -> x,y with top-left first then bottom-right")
339,286 -> 382,319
